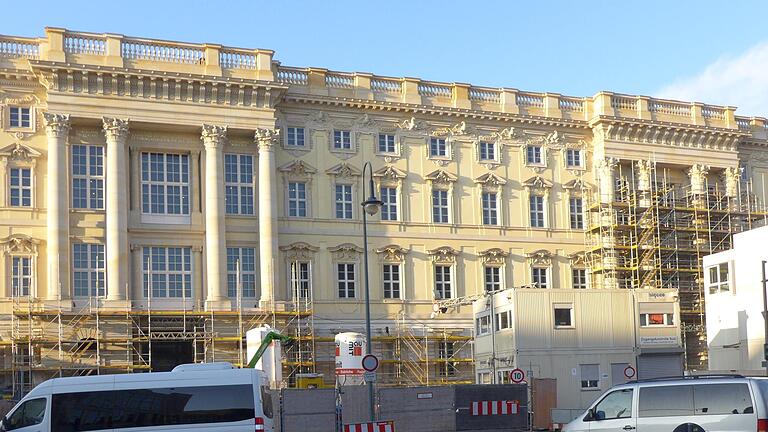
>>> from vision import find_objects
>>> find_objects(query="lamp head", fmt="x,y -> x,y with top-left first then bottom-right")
363,196 -> 383,216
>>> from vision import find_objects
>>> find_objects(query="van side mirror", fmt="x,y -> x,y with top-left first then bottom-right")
594,410 -> 606,421
585,409 -> 595,421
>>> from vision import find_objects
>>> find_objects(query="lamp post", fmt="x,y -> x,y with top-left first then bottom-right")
361,161 -> 383,422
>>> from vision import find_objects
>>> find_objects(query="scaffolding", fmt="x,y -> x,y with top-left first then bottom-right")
586,160 -> 768,370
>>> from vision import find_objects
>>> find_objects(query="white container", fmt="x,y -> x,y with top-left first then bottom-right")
246,325 -> 283,388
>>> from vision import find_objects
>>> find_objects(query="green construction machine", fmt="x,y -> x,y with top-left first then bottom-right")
246,330 -> 295,369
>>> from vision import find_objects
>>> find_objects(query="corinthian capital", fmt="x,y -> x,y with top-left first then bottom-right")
43,113 -> 70,139
201,124 -> 227,149
255,128 -> 280,150
102,117 -> 130,142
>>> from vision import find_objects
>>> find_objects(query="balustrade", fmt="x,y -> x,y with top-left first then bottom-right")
0,37 -> 39,58
64,34 -> 106,55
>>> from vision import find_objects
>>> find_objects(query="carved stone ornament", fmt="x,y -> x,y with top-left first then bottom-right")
635,160 -> 653,192
1,234 -> 39,255
279,160 -> 317,180
723,166 -> 740,198
328,243 -> 364,261
526,249 -> 553,266
569,252 -> 586,267
427,246 -> 460,264
280,242 -> 320,261
595,157 -> 619,175
475,173 -> 507,189
102,117 -> 129,142
563,178 -> 590,191
479,248 -> 509,265
545,130 -> 566,147
373,165 -> 407,184
425,169 -> 458,186
326,162 -> 361,179
201,124 -> 228,148
0,90 -> 39,105
397,116 -> 429,132
449,121 -> 476,137
522,175 -> 553,191
493,126 -> 526,142
375,245 -> 409,262
307,111 -> 331,129
43,112 -> 70,138
354,113 -> 377,130
0,143 -> 41,164
255,128 -> 280,150
688,163 -> 710,195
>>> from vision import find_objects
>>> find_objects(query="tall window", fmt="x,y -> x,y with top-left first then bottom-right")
141,153 -> 190,215
226,247 -> 257,298
286,127 -> 305,147
71,145 -> 104,209
482,192 -> 498,225
476,314 -> 491,335
569,197 -> 584,229
72,244 -> 105,297
496,310 -> 512,330
380,187 -> 398,221
434,265 -> 453,299
9,168 -> 32,207
378,134 -> 396,153
337,263 -> 356,298
287,182 -> 307,217
532,267 -> 548,288
335,184 -> 353,219
438,341 -> 457,377
11,256 -> 32,296
566,149 -> 582,168
707,262 -> 730,294
479,141 -> 496,161
430,137 -> 447,157
529,195 -> 545,228
333,130 -> 352,150
526,145 -> 542,165
142,247 -> 192,298
572,268 -> 588,289
290,261 -> 311,299
224,154 -> 254,215
484,266 -> 502,292
432,189 -> 449,223
383,263 -> 401,299
9,107 -> 31,128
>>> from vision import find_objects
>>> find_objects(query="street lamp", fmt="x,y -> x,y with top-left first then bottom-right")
361,161 -> 382,422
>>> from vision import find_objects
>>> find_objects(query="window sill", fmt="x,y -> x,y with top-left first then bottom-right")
555,326 -> 575,330
225,214 -> 257,219
524,163 -> 547,168
566,165 -> 586,171
580,388 -> 602,392
71,208 -> 105,214
140,214 -> 191,225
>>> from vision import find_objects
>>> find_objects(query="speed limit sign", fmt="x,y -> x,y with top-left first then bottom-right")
509,368 -> 525,384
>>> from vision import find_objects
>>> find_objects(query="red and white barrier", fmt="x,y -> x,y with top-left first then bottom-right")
343,420 -> 395,432
471,400 -> 519,416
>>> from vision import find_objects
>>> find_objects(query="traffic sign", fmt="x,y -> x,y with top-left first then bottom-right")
362,354 -> 379,372
623,365 -> 636,379
509,368 -> 525,383
363,371 -> 377,383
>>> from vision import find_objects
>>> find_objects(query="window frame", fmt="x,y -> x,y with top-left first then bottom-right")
432,188 -> 450,224
565,148 -> 583,169
554,304 -> 575,329
380,186 -> 399,221
286,126 -> 306,147
529,194 -> 546,228
140,152 -> 191,222
377,133 -> 397,154
224,153 -> 255,216
142,246 -> 193,299
71,144 -> 105,210
525,145 -> 544,166
437,341 -> 457,377
496,309 -> 512,331
289,260 -> 312,300
572,268 -> 588,289
639,312 -> 675,327
10,255 -> 34,297
706,262 -> 731,294
580,364 -> 600,390
481,191 -> 499,226
476,313 -> 491,336
569,196 -> 584,229
532,266 -> 549,289
72,243 -> 106,298
332,129 -> 353,151
6,105 -> 33,130
382,263 -> 402,299
434,264 -> 453,299
334,183 -> 354,220
429,136 -> 448,158
226,247 -> 257,298
484,265 -> 502,293
287,181 -> 309,218
8,167 -> 33,208
478,141 -> 499,163
337,262 -> 357,299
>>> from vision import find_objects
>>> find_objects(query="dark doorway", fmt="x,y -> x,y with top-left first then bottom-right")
150,341 -> 193,372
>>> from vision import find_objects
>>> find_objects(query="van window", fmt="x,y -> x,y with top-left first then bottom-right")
593,389 -> 633,420
4,398 -> 46,431
694,384 -> 753,415
261,385 -> 273,419
51,385 -> 255,431
639,385 -> 694,417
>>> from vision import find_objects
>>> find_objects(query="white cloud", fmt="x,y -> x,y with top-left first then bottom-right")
656,42 -> 768,117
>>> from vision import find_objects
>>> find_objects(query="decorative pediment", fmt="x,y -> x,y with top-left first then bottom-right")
0,90 -> 39,105
375,245 -> 409,262
280,242 -> 319,261
328,243 -> 364,261
569,252 -> 586,267
427,246 -> 460,264
425,169 -> 458,185
326,162 -> 361,178
563,179 -> 590,190
474,173 -> 507,188
397,116 -> 429,132
479,248 -> 509,265
527,249 -> 553,266
1,234 -> 39,255
279,160 -> 317,179
522,176 -> 553,190
0,143 -> 41,164
373,165 -> 407,183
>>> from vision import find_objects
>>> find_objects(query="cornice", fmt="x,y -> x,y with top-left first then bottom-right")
589,115 -> 748,137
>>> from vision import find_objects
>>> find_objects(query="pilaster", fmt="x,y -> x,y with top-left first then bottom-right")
202,124 -> 230,310
103,117 -> 130,303
255,128 -> 280,307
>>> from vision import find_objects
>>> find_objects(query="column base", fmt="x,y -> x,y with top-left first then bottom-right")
205,299 -> 232,311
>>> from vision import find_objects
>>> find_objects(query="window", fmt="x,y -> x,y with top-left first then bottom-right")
569,197 -> 583,229
566,149 -> 582,168
529,195 -> 545,228
142,247 -> 192,298
580,364 -> 599,389
224,154 -> 254,215
638,385 -> 693,417
479,141 -> 496,161
592,389 -> 633,420
4,397 -> 45,430
11,256 -> 32,296
438,341 -> 457,377
335,184 -> 353,219
478,372 -> 492,385
378,134 -> 396,153
141,153 -> 190,215
337,263 -> 356,298
73,244 -> 105,297
554,305 -> 574,328
9,107 -> 31,128
286,127 -> 305,147
289,261 -> 311,299
432,189 -> 449,223
639,313 -> 675,327
572,268 -> 587,289
707,262 -> 730,294
693,383 -> 753,416
333,130 -> 352,150
482,192 -> 498,225
226,247 -> 257,298
532,267 -> 548,288
383,263 -> 401,299
380,186 -> 398,221
434,265 -> 453,299
287,182 -> 308,217
71,145 -> 104,209
476,314 -> 491,335
496,309 -> 512,330
430,137 -> 447,157
484,266 -> 501,293
526,145 -> 542,165
9,167 -> 32,207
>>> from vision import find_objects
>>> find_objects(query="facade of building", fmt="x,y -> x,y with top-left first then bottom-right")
0,27 -> 767,395
704,225 -> 768,373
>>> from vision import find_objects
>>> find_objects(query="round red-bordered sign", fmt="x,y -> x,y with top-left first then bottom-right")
362,354 -> 379,372
509,368 -> 525,384
624,365 -> 636,379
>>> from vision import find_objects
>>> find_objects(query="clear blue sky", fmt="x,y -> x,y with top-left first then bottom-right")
5,0 -> 768,100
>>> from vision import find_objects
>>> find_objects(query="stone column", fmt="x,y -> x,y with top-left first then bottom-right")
43,113 -> 70,302
597,157 -> 619,204
255,128 -> 280,306
202,124 -> 229,310
688,164 -> 710,196
636,160 -> 652,207
723,167 -> 740,211
103,118 -> 130,303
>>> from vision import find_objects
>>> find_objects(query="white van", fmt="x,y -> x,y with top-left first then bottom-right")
564,375 -> 768,432
0,362 -> 274,432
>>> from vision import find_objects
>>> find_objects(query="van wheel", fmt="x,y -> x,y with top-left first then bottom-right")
673,423 -> 704,432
